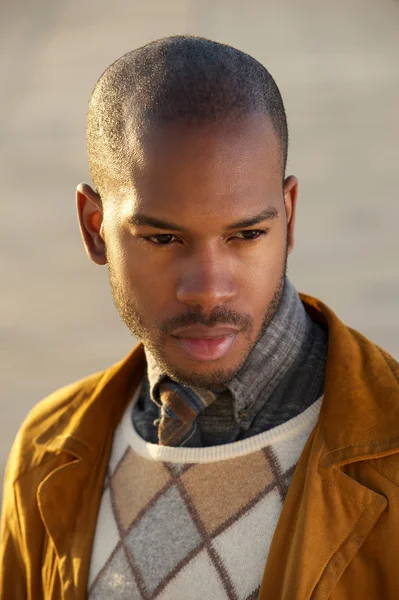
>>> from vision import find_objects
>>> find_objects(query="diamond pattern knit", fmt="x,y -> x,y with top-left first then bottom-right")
88,386 -> 322,600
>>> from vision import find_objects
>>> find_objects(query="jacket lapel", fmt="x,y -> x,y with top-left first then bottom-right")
37,452 -> 96,600
35,344 -> 146,598
258,425 -> 388,599
259,294 -> 399,599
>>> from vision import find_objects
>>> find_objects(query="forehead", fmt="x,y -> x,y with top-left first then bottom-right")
122,114 -> 283,221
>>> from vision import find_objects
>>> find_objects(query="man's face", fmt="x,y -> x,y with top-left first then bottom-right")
98,114 -> 296,388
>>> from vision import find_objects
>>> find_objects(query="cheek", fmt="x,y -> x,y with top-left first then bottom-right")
243,237 -> 286,286
107,232 -> 175,313
242,240 -> 286,312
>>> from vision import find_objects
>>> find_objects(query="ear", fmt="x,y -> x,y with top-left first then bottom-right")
76,183 -> 107,265
283,175 -> 298,255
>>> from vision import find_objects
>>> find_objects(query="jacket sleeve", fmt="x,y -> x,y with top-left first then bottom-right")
0,436 -> 27,600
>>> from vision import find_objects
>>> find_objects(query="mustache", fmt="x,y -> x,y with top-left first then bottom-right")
160,306 -> 253,334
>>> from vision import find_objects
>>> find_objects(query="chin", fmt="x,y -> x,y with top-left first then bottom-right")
161,355 -> 245,389
147,332 -> 253,388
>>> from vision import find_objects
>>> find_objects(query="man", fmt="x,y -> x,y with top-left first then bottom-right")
1,35 -> 398,600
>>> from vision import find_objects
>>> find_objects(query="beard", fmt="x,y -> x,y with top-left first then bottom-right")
108,244 -> 288,389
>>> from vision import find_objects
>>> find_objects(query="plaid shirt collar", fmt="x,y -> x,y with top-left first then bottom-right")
145,277 -> 311,423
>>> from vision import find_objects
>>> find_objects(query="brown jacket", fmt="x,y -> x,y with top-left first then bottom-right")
1,294 -> 399,599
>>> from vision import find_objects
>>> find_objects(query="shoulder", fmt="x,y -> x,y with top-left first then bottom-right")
25,369 -> 104,430
5,344 -> 145,486
301,292 -> 399,382
5,368 -> 107,484
347,325 -> 399,381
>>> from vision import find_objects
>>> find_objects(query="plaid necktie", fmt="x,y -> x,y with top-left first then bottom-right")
158,380 -> 217,447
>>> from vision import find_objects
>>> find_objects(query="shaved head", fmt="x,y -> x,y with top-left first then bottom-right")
86,35 -> 289,201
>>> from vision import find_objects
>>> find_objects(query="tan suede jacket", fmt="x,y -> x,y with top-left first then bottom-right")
1,294 -> 399,599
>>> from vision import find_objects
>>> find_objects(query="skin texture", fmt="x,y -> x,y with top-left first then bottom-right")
77,113 -> 298,388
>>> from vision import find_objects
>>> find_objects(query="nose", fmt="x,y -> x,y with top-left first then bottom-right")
176,245 -> 237,311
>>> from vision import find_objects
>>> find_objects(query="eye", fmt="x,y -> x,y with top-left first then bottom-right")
143,234 -> 177,245
232,229 -> 267,241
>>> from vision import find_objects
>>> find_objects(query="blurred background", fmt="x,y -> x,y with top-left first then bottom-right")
1,0 -> 398,503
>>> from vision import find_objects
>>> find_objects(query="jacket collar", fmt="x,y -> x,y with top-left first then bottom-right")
301,293 -> 399,465
34,344 -> 146,462
35,293 -> 399,464
258,294 -> 399,600
33,348 -> 146,599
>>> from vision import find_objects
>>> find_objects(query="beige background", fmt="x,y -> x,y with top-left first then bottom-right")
1,0 -> 398,501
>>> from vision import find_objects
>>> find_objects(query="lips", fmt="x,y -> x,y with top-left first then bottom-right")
171,326 -> 239,361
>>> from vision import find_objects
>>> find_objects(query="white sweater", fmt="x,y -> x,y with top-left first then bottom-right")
88,381 -> 322,600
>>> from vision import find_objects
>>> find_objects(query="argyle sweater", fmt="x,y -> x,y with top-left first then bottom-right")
88,383 -> 322,600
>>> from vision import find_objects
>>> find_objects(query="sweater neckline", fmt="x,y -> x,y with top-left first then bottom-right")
122,380 -> 323,464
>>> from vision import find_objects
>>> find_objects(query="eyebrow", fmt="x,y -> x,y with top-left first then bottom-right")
128,207 -> 279,232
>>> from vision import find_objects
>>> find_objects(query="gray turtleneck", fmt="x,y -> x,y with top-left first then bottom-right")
132,278 -> 328,446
